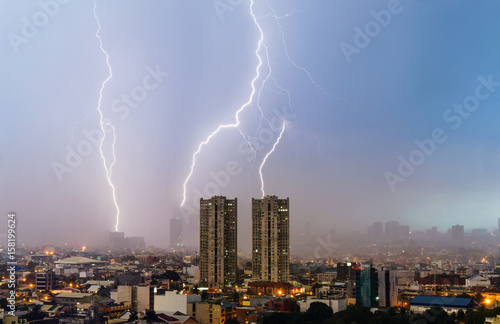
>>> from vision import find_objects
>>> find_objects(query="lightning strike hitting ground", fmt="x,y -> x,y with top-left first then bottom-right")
259,122 -> 286,197
94,0 -> 120,232
181,0 -> 264,207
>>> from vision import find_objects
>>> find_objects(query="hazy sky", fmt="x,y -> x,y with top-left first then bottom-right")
2,0 -> 500,250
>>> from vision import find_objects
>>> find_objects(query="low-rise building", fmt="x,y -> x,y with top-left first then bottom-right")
154,291 -> 201,314
466,275 -> 491,288
187,301 -> 237,324
36,269 -> 56,292
40,305 -> 66,317
55,293 -> 94,306
98,302 -> 132,318
410,296 -> 477,314
156,312 -> 198,324
317,272 -> 337,283
480,288 -> 500,307
299,296 -> 348,313
235,307 -> 262,324
54,257 -> 107,268
111,284 -> 153,312
247,282 -> 293,296
78,295 -> 115,313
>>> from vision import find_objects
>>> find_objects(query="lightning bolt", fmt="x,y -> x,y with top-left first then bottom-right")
94,0 -> 120,232
259,122 -> 286,197
69,110 -> 96,147
181,0 -> 264,207
182,1 -> 351,206
263,0 -> 356,110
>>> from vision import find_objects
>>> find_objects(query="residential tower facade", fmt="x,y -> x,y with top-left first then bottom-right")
200,196 -> 237,289
252,195 -> 290,282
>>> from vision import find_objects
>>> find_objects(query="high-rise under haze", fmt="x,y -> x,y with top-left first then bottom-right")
252,195 -> 290,282
105,231 -> 125,251
199,196 -> 237,289
451,224 -> 465,242
169,217 -> 183,249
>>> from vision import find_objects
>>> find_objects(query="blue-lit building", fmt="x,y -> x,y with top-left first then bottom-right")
410,296 -> 478,314
356,265 -> 378,308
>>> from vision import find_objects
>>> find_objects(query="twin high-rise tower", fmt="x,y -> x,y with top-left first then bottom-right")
199,196 -> 238,289
199,195 -> 290,289
252,196 -> 290,282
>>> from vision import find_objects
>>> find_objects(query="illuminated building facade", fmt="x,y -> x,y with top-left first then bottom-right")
252,195 -> 290,282
35,269 -> 55,292
200,196 -> 237,289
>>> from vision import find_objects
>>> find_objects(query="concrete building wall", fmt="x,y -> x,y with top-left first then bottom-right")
154,291 -> 201,314
200,196 -> 237,289
135,286 -> 152,312
252,196 -> 290,282
300,297 -> 348,313
116,286 -> 132,304
378,269 -> 398,308
187,302 -> 221,324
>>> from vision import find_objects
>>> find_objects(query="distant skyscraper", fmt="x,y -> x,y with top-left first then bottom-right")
451,224 -> 464,242
199,196 -> 237,289
105,232 -> 145,251
471,229 -> 488,243
125,236 -> 146,250
384,221 -> 399,242
367,222 -> 384,243
105,231 -> 126,251
252,196 -> 290,282
398,225 -> 410,241
383,221 -> 410,244
169,217 -> 183,249
426,227 -> 439,241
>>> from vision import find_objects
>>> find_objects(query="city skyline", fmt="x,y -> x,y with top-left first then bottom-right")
2,0 -> 500,248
